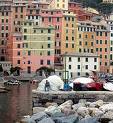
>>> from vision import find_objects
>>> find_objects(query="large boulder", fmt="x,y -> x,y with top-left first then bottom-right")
52,114 -> 79,123
99,103 -> 113,112
77,107 -> 89,118
101,111 -> 113,120
77,117 -> 99,123
88,108 -> 103,117
45,105 -> 61,115
58,100 -> 73,115
37,75 -> 64,91
89,100 -> 104,108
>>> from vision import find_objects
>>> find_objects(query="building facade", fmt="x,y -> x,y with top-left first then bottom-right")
62,53 -> 100,79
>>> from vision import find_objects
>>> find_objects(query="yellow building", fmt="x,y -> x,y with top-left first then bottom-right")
76,21 -> 96,53
61,11 -> 77,54
49,0 -> 68,10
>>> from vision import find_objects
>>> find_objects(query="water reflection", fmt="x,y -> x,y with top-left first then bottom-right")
0,82 -> 35,123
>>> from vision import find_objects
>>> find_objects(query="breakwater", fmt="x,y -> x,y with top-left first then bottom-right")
32,90 -> 113,106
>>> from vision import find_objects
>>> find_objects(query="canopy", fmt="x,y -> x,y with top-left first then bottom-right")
103,82 -> 113,91
73,77 -> 94,84
37,75 -> 64,91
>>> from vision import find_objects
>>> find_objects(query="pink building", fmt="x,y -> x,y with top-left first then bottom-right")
40,9 -> 63,65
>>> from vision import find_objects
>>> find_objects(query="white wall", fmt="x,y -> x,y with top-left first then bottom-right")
63,56 -> 100,79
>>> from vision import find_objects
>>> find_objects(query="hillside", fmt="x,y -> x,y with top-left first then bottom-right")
72,0 -> 113,15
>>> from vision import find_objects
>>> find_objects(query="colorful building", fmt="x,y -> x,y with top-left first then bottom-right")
62,53 -> 100,79
49,0 -> 68,10
77,21 -> 95,53
94,21 -> 110,73
21,21 -> 55,73
0,1 -> 12,61
61,11 -> 77,54
40,9 -> 63,65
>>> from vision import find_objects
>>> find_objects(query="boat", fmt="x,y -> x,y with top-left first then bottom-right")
4,80 -> 21,85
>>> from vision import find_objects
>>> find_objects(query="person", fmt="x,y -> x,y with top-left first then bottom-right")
45,80 -> 50,91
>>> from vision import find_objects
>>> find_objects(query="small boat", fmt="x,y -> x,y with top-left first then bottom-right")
4,80 -> 21,85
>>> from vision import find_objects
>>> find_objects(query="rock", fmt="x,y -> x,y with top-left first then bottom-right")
72,103 -> 85,112
77,107 -> 89,118
61,107 -> 75,115
77,117 -> 99,123
33,107 -> 46,114
89,100 -> 103,108
38,117 -> 55,123
101,111 -> 113,120
45,102 -> 58,107
52,114 -> 79,123
88,108 -> 103,117
59,100 -> 73,110
99,103 -> 113,112
45,105 -> 61,115
31,112 -> 49,122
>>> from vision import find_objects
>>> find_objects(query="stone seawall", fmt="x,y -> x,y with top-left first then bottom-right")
32,90 -> 113,107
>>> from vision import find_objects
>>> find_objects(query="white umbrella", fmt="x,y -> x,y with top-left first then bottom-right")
73,77 -> 94,84
103,82 -> 113,91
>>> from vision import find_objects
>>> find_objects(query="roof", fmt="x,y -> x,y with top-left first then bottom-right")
62,52 -> 99,57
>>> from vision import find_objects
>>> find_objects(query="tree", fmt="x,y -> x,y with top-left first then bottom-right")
36,66 -> 55,77
0,65 -> 3,72
10,66 -> 22,75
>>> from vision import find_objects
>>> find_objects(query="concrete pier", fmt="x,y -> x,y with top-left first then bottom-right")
32,90 -> 113,106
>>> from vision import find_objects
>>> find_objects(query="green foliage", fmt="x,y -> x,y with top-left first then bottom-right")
0,65 -> 3,72
78,0 -> 113,15
36,66 -> 55,76
10,66 -> 22,74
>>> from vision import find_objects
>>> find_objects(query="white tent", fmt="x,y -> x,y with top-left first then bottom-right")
103,82 -> 113,91
37,75 -> 64,91
73,77 -> 94,84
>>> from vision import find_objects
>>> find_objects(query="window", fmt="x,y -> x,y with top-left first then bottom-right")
72,44 -> 74,48
72,37 -> 74,41
49,17 -> 52,22
27,66 -> 31,73
48,44 -> 50,48
66,43 -> 68,48
100,40 -> 102,44
96,40 -> 98,44
17,51 -> 20,56
69,65 -> 71,69
40,60 -> 43,65
105,40 -> 107,44
78,72 -> 80,76
85,58 -> 88,62
17,60 -> 20,64
100,32 -> 102,36
24,29 -> 27,33
78,57 -> 80,62
79,34 -> 81,38
69,57 -> 71,62
78,65 -> 80,69
48,29 -> 51,33
57,17 -> 59,22
28,61 -> 30,64
47,60 -> 50,65
94,65 -> 97,69
41,30 -> 43,33
100,48 -> 102,52
85,65 -> 88,69
6,26 -> 8,30
48,37 -> 51,40
56,33 -> 59,37
105,62 -> 107,66
28,51 -> 31,56
105,48 -> 107,52
17,44 -> 20,48
24,35 -> 27,40
94,58 -> 97,62
47,51 -> 50,56
66,36 -> 68,40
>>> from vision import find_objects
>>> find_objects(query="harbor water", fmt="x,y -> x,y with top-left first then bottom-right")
0,82 -> 37,123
